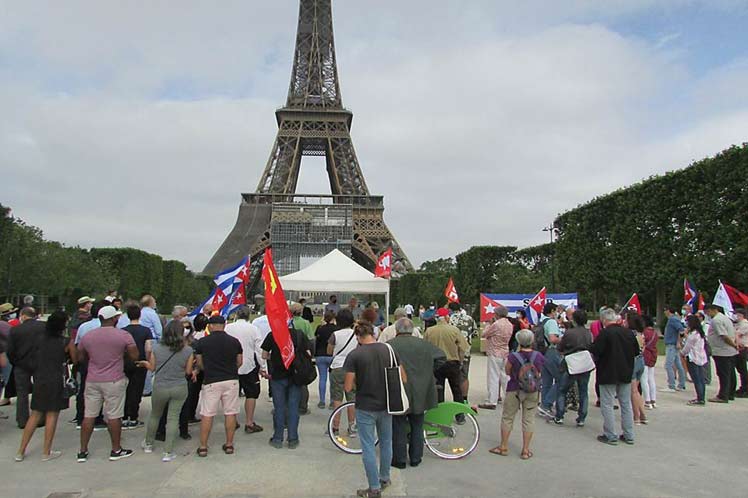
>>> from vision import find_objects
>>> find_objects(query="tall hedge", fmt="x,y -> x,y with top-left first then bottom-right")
554,144 -> 748,316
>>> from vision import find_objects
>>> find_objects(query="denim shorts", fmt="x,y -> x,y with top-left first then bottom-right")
633,355 -> 645,381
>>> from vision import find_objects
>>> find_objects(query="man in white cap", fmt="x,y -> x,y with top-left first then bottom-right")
76,305 -> 139,462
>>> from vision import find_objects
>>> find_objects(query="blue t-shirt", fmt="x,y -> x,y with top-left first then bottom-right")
543,317 -> 562,342
664,316 -> 684,345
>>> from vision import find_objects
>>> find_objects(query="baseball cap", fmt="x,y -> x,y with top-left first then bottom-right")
208,315 -> 226,324
98,305 -> 122,320
436,307 -> 450,318
77,296 -> 95,305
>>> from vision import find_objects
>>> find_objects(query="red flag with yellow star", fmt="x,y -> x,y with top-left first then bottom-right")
263,248 -> 295,369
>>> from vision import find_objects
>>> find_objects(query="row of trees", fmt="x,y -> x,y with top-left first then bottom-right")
0,204 -> 211,312
392,145 -> 747,323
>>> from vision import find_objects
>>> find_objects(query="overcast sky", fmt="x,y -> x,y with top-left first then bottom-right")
2,1 -> 748,272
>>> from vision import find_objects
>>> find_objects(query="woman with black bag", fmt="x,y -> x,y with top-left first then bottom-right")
16,310 -> 76,462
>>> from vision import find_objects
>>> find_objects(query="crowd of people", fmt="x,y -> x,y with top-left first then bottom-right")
0,291 -> 746,497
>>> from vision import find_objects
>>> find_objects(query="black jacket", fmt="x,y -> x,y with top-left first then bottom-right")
589,324 -> 640,384
7,319 -> 45,371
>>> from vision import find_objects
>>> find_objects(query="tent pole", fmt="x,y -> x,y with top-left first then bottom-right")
385,285 -> 390,327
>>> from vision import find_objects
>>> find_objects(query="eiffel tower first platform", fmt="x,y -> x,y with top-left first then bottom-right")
204,0 -> 412,278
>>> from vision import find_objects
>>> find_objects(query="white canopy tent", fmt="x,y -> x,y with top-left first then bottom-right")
279,249 -> 391,317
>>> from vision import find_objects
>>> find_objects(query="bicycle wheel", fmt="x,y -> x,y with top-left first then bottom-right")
327,401 -> 370,454
424,412 -> 480,459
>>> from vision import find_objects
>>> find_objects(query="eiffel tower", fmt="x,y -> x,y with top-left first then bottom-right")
204,0 -> 412,278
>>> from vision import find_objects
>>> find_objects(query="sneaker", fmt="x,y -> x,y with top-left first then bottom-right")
576,421 -> 585,428
42,450 -> 63,462
347,425 -> 358,438
288,439 -> 299,449
328,403 -> 334,410
552,417 -> 564,425
651,402 -> 657,409
268,438 -> 283,449
687,399 -> 705,406
130,420 -> 144,429
478,403 -> 497,410
380,480 -> 391,490
109,448 -> 134,461
93,422 -> 108,432
317,401 -> 326,409
141,440 -> 153,454
675,386 -> 686,392
356,488 -> 382,498
644,402 -> 653,409
14,452 -> 24,462
180,432 -> 192,440
618,435 -> 634,445
76,424 -> 82,430
659,387 -> 677,393
708,397 -> 728,404
640,418 -> 648,425
596,435 -> 617,446
162,452 -> 177,462
76,451 -> 89,463
537,406 -> 553,418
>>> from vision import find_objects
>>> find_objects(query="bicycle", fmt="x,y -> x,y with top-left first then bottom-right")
327,401 -> 480,459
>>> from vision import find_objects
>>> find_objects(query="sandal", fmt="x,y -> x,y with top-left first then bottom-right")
520,450 -> 534,460
222,443 -> 234,455
488,446 -> 509,456
196,447 -> 208,458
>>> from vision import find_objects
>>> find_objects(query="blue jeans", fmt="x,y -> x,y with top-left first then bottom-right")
600,383 -> 634,442
356,409 -> 392,491
555,370 -> 590,423
270,377 -> 302,443
665,344 -> 686,390
541,348 -> 561,410
686,360 -> 706,402
315,356 -> 332,404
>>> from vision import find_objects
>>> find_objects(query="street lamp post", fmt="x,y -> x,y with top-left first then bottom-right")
542,224 -> 555,292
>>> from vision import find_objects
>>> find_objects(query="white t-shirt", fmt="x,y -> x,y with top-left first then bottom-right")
252,315 -> 272,339
330,328 -> 358,369
225,319 -> 265,374
404,304 -> 414,315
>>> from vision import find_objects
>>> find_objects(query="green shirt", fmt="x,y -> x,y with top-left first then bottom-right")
292,316 -> 314,340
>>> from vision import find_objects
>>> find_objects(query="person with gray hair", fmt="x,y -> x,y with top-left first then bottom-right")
490,328 -> 544,459
378,308 -> 422,343
388,318 -> 445,469
589,307 -> 640,445
479,305 -> 513,410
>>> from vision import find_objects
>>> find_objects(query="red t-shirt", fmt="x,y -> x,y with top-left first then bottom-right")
642,326 -> 658,367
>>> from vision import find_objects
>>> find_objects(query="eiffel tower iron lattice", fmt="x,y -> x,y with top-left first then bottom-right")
204,0 -> 412,278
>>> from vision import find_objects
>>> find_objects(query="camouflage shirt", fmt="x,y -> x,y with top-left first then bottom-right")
449,311 -> 477,357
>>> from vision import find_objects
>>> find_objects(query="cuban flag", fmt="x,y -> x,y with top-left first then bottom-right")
684,279 -> 697,308
189,255 -> 250,317
525,287 -> 547,325
480,291 -> 578,323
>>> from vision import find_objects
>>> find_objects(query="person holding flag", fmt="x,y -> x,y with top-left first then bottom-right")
259,249 -> 312,449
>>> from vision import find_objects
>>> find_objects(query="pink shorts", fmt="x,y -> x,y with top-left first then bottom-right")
200,379 -> 240,418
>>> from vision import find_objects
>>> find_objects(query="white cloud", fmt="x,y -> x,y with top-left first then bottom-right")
1,1 -> 747,271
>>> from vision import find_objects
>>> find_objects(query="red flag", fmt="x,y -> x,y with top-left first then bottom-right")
723,282 -> 748,307
444,277 -> 459,304
697,293 -> 705,311
263,248 -> 295,369
480,294 -> 502,322
623,293 -> 641,314
374,248 -> 393,278
211,287 -> 228,312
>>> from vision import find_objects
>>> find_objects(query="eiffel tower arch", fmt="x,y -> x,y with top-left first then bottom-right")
204,0 -> 412,279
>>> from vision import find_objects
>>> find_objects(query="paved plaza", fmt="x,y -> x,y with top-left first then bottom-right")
1,355 -> 746,498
